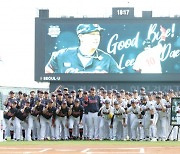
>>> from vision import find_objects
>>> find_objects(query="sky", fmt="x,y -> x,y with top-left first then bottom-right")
0,0 -> 179,88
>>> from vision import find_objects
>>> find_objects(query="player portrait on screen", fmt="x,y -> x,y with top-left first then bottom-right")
133,25 -> 167,73
45,24 -> 122,74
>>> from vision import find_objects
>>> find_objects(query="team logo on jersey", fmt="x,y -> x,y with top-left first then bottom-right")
48,25 -> 61,37
63,62 -> 71,67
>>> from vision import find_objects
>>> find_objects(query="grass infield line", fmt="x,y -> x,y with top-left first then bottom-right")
0,140 -> 180,146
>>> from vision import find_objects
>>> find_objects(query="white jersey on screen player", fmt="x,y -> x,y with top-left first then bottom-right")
133,44 -> 164,73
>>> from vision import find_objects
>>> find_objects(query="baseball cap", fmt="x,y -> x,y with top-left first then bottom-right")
120,89 -> 125,93
56,89 -> 62,93
75,98 -> 80,103
12,100 -> 17,104
51,93 -> 56,97
100,87 -> 105,91
44,91 -> 49,94
143,39 -> 152,47
114,101 -> 119,105
157,91 -> 163,95
153,91 -> 157,95
18,91 -> 23,95
117,93 -> 121,98
140,87 -> 145,91
48,99 -> 54,103
147,92 -> 153,96
164,92 -> 169,97
68,95 -> 73,98
78,89 -> 83,92
77,24 -> 104,35
103,90 -> 107,94
62,100 -> 67,104
9,91 -> 14,94
105,99 -> 110,104
63,88 -> 68,91
133,90 -> 138,93
26,100 -> 30,103
156,95 -> 161,99
113,89 -> 117,93
129,92 -> 133,96
90,87 -> 96,91
107,90 -> 112,94
71,90 -> 76,93
83,91 -> 88,95
131,100 -> 136,104
125,91 -> 129,95
23,93 -> 28,97
39,90 -> 44,94
140,96 -> 146,101
30,90 -> 35,94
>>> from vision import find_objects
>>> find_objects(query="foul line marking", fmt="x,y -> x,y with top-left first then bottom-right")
81,148 -> 144,154
81,148 -> 90,153
55,149 -> 77,152
39,148 -> 52,153
140,148 -> 145,154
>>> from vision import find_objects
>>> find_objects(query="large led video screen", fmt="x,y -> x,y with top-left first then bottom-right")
35,18 -> 180,82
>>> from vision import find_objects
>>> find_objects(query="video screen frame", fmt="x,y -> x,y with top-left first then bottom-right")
35,17 -> 180,82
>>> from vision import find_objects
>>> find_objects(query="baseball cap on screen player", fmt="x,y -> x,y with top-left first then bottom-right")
76,24 -> 104,35
143,39 -> 152,47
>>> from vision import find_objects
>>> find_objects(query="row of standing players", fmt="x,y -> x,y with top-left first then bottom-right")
3,87 -> 180,141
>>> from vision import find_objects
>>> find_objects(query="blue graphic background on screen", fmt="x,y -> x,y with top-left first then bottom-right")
45,22 -> 180,73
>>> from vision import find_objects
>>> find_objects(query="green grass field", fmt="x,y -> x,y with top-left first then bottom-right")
0,140 -> 179,146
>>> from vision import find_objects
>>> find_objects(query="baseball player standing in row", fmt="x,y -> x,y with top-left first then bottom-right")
31,98 -> 43,140
99,99 -> 113,140
55,100 -> 69,140
40,100 -> 56,140
81,91 -> 89,140
111,100 -> 127,141
127,100 -> 142,141
68,98 -> 83,140
154,95 -> 167,141
87,87 -> 102,140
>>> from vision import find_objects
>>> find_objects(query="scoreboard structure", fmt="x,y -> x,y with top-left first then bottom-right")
35,9 -> 180,91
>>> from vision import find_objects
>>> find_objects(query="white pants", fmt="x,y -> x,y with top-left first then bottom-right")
31,115 -> 41,140
113,117 -> 127,140
55,116 -> 68,139
88,112 -> 99,140
40,116 -> 55,140
144,115 -> 156,138
156,116 -> 167,140
3,118 -> 14,139
82,114 -> 89,138
131,115 -> 141,140
13,117 -> 31,141
99,117 -> 112,140
69,116 -> 80,137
